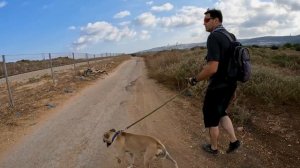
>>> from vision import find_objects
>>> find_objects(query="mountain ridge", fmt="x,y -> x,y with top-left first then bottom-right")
139,34 -> 300,53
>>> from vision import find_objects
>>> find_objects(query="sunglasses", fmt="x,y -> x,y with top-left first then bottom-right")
204,17 -> 215,23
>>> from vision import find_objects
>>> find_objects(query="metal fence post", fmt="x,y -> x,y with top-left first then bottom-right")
2,55 -> 14,107
72,52 -> 76,76
48,53 -> 55,84
86,53 -> 90,68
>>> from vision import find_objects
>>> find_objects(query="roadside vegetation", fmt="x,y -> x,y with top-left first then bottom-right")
0,56 -> 114,78
143,46 -> 300,121
142,45 -> 300,166
0,55 -> 130,126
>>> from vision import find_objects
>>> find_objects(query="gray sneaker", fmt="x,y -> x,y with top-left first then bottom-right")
226,140 -> 241,153
202,144 -> 219,155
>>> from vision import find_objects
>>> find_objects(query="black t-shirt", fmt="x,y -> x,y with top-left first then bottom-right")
206,30 -> 236,84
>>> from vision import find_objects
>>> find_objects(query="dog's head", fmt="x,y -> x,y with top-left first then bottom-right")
103,128 -> 117,147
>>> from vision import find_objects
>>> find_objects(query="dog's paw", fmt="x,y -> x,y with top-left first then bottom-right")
126,164 -> 137,168
115,157 -> 121,164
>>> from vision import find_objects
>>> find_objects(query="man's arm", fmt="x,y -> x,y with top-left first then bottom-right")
195,61 -> 219,81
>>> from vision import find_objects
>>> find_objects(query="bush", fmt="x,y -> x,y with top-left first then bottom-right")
271,45 -> 279,50
144,49 -> 300,106
296,46 -> 300,51
144,49 -> 205,90
283,43 -> 292,48
270,54 -> 300,70
240,66 -> 300,105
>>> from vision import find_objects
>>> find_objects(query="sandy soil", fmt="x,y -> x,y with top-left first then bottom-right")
0,57 -> 298,168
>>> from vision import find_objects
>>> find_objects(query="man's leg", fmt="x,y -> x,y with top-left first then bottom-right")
219,115 -> 237,142
220,115 -> 241,153
209,126 -> 219,150
202,126 -> 219,155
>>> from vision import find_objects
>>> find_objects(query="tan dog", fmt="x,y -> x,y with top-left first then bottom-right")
103,129 -> 179,168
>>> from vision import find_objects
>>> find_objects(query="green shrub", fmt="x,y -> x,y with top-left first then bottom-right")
28,77 -> 39,83
283,43 -> 292,48
271,45 -> 279,50
271,54 -> 300,70
240,66 -> 300,105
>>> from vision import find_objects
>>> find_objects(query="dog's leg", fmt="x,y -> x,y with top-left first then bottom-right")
165,152 -> 179,168
144,147 -> 156,168
115,149 -> 126,166
126,152 -> 135,168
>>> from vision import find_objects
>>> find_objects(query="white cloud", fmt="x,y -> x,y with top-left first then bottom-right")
158,15 -> 196,28
136,12 -> 157,27
72,0 -> 300,52
214,0 -> 300,37
68,26 -> 76,30
136,6 -> 206,28
0,1 -> 7,8
119,21 -> 131,26
275,0 -> 300,10
73,21 -> 136,50
151,3 -> 173,12
158,6 -> 206,28
146,1 -> 154,5
140,30 -> 151,40
114,10 -> 131,19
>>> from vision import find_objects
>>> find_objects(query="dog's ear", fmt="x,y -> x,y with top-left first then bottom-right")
110,128 -> 116,132
104,133 -> 110,139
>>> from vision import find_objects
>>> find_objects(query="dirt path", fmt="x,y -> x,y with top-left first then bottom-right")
0,57 -> 214,168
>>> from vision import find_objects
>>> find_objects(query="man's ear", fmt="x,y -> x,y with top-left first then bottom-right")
110,128 -> 116,132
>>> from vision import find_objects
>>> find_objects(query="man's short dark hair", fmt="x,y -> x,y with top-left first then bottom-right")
204,9 -> 223,23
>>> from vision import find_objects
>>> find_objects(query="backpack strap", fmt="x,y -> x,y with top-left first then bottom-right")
214,29 -> 235,42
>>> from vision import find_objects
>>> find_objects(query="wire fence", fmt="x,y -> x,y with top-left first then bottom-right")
0,52 -> 123,107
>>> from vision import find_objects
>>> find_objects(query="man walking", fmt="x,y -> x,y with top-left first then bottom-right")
188,9 -> 240,155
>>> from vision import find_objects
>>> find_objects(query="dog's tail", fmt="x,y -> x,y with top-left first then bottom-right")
166,152 -> 179,168
155,141 -> 167,158
156,143 -> 179,168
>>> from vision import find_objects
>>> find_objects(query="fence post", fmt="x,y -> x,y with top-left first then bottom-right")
86,53 -> 90,68
72,52 -> 76,76
2,55 -> 14,107
48,53 -> 55,84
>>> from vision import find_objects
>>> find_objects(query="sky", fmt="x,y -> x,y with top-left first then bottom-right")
0,0 -> 300,55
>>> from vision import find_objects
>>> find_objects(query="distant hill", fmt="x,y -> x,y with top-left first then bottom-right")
139,34 -> 300,53
240,35 -> 300,46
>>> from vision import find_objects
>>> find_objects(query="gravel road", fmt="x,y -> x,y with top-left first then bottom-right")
0,57 -> 204,168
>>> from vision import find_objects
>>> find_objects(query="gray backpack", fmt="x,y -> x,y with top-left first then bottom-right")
216,30 -> 251,83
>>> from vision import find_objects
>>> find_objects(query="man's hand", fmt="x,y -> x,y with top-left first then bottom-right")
187,77 -> 198,86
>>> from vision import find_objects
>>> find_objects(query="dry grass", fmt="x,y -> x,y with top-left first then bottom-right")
249,47 -> 300,71
142,47 -> 300,125
0,56 -> 111,78
142,47 -> 300,167
0,55 -> 131,126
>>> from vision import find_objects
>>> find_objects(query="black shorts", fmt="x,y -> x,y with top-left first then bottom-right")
202,82 -> 237,127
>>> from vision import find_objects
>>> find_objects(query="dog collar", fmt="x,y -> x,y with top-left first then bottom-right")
111,130 -> 122,143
